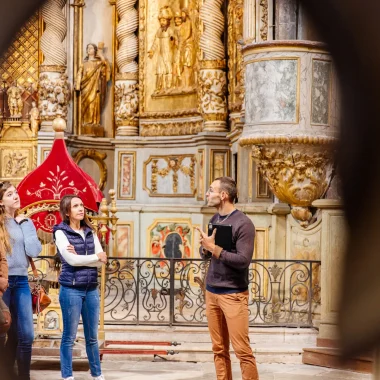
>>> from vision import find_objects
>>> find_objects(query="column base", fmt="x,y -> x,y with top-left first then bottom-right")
116,125 -> 139,136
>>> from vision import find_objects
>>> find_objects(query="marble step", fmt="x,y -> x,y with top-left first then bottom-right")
101,325 -> 318,345
302,347 -> 373,373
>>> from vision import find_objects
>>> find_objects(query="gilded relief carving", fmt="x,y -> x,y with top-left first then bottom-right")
39,72 -> 70,120
115,83 -> 139,126
140,119 -> 202,136
227,0 -> 243,111
199,70 -> 227,114
140,0 -> 199,115
148,6 -> 196,96
2,150 -> 29,178
144,155 -> 196,197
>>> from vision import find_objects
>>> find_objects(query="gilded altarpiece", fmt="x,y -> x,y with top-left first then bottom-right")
139,0 -> 202,135
0,13 -> 41,183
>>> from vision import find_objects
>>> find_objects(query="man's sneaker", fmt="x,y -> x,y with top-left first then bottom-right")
63,377 -> 75,380
93,375 -> 105,380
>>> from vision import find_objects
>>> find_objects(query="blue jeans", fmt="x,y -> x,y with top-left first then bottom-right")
1,276 -> 34,380
59,285 -> 102,378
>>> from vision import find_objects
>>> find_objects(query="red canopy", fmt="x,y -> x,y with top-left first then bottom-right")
17,118 -> 103,240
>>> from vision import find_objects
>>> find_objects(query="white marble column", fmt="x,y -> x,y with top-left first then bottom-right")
199,0 -> 227,132
312,199 -> 346,346
39,0 -> 69,132
114,0 -> 139,136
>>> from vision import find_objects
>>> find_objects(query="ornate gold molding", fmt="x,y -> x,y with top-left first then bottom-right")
116,72 -> 139,81
200,59 -> 226,70
140,120 -> 203,137
39,65 -> 66,73
227,0 -> 243,112
72,149 -> 108,191
240,135 -> 336,146
140,109 -> 200,119
242,40 -> 329,55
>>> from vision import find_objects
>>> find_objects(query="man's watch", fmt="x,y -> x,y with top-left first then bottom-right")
18,219 -> 28,225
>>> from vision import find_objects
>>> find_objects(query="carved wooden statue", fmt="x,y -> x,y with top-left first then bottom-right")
7,84 -> 23,118
75,42 -> 111,127
29,101 -> 40,136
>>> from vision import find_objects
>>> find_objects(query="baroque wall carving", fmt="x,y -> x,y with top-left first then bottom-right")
144,155 -> 196,197
140,119 -> 202,137
38,72 -> 70,121
227,0 -> 244,112
252,144 -> 334,226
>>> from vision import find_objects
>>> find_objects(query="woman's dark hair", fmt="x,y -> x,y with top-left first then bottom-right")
214,176 -> 238,203
84,43 -> 98,61
59,194 -> 95,231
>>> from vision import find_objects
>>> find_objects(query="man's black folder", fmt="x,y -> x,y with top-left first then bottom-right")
208,223 -> 233,251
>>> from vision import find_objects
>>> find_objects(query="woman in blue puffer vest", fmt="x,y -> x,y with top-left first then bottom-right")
53,194 -> 107,380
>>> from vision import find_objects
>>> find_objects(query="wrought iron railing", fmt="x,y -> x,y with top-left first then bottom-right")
30,257 -> 321,328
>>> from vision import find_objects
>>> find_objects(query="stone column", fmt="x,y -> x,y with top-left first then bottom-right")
243,0 -> 256,44
312,199 -> 345,347
114,0 -> 139,136
39,0 -> 69,132
275,0 -> 297,40
199,0 -> 227,132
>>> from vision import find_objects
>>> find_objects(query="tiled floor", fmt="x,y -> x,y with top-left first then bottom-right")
30,360 -> 372,380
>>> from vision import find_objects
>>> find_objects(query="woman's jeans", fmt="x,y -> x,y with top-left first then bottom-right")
59,285 -> 102,378
1,275 -> 34,380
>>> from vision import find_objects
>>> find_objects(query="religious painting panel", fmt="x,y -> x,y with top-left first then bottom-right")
311,59 -> 332,125
143,154 -> 196,197
196,149 -> 205,201
245,58 -> 299,123
140,0 -> 200,115
210,149 -> 230,183
118,152 -> 136,200
147,219 -> 193,261
116,222 -> 134,258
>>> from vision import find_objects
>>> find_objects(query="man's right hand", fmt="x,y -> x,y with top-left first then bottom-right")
97,252 -> 107,264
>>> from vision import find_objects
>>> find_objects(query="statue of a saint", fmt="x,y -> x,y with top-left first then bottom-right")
29,101 -> 40,136
75,43 -> 111,127
7,84 -> 23,118
148,6 -> 176,94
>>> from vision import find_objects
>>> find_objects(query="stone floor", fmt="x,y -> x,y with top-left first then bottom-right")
30,359 -> 372,380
